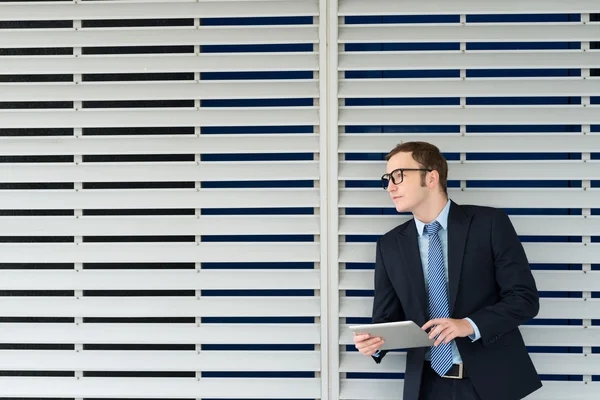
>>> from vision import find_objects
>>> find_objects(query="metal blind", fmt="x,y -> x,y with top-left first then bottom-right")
0,1 -> 324,399
1,1 -> 600,400
334,1 -> 600,399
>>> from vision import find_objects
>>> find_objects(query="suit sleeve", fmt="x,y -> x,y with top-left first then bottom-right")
468,209 -> 540,347
371,238 -> 406,363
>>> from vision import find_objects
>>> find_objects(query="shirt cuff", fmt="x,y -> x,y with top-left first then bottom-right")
465,317 -> 481,341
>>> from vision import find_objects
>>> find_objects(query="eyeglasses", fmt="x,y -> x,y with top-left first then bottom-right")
381,168 -> 432,189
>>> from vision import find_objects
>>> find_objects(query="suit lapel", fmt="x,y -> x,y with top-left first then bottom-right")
396,220 -> 427,324
447,201 -> 472,316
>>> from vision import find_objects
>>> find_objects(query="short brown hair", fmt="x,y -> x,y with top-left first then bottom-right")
385,141 -> 448,193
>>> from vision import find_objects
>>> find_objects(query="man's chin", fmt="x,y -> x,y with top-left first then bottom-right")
395,204 -> 409,213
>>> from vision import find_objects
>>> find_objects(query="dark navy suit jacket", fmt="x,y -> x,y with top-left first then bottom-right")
371,201 -> 542,400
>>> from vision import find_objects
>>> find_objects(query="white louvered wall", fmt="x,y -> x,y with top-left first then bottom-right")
0,1 -> 599,400
0,1 -> 324,399
333,1 -> 600,400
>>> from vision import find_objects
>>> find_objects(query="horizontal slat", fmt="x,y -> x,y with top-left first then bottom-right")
523,326 -> 600,347
340,78 -> 600,98
0,134 -> 319,155
0,1 -> 319,20
0,323 -> 320,344
339,188 -> 600,209
338,0 -> 600,15
531,354 -> 600,376
0,377 -> 320,399
339,106 -> 600,126
0,215 -> 320,236
0,161 -> 319,183
0,81 -> 319,102
340,242 -> 600,264
0,297 -> 320,317
340,297 -> 600,319
340,270 -> 600,292
537,298 -> 600,319
0,188 -> 319,209
340,325 -> 600,347
0,108 -> 318,129
0,53 -> 319,75
339,133 -> 600,153
0,243 -> 319,263
340,379 -> 598,400
340,160 -> 600,180
340,24 -> 600,43
340,215 -> 600,236
0,270 -> 320,290
340,352 -> 600,375
524,271 -> 600,293
0,350 -> 320,372
0,26 -> 318,48
340,51 -> 600,70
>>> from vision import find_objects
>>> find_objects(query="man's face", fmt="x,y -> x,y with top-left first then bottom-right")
385,151 -> 429,213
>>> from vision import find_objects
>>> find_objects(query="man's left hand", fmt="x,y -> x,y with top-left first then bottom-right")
421,318 -> 475,346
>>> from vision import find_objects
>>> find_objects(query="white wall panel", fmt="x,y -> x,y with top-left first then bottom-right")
0,80 -> 320,101
339,379 -> 599,400
0,216 -> 320,236
0,297 -> 321,317
340,78 -> 600,98
0,1 -> 320,20
0,1 -> 325,399
0,53 -> 319,74
0,1 -> 598,399
0,377 -> 321,398
0,350 -> 321,372
0,189 -> 320,209
339,51 -> 600,70
0,108 -> 319,128
335,1 -> 600,399
339,0 -> 600,15
0,323 -> 321,345
0,270 -> 320,290
0,26 -> 319,47
340,24 -> 600,43
339,133 -> 600,153
0,134 -> 320,155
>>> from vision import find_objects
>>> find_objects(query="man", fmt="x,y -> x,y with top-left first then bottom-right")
353,141 -> 542,400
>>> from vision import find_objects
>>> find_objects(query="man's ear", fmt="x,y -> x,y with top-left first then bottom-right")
428,170 -> 439,188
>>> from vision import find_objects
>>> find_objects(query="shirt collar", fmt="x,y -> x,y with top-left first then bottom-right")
414,199 -> 451,236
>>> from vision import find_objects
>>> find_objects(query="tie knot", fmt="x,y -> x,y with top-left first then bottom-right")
424,221 -> 442,236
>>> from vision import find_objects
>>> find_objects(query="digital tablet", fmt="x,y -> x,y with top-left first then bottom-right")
349,320 -> 434,350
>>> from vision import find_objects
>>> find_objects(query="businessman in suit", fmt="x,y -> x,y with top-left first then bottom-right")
353,141 -> 541,400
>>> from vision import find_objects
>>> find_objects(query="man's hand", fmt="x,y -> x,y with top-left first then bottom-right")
353,333 -> 384,356
421,318 -> 475,347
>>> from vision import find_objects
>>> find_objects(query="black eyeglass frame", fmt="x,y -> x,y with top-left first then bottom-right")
381,168 -> 432,189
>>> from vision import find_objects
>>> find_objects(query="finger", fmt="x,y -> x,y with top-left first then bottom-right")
356,336 -> 381,350
435,327 -> 455,346
363,340 -> 385,356
362,337 -> 383,351
428,324 -> 446,340
365,347 -> 383,357
422,319 -> 443,331
353,334 -> 373,346
353,333 -> 370,343
443,330 -> 457,345
431,325 -> 451,344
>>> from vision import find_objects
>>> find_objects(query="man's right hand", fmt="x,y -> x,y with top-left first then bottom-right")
353,333 -> 384,356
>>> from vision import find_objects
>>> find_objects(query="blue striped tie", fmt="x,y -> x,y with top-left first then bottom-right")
425,221 -> 453,376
